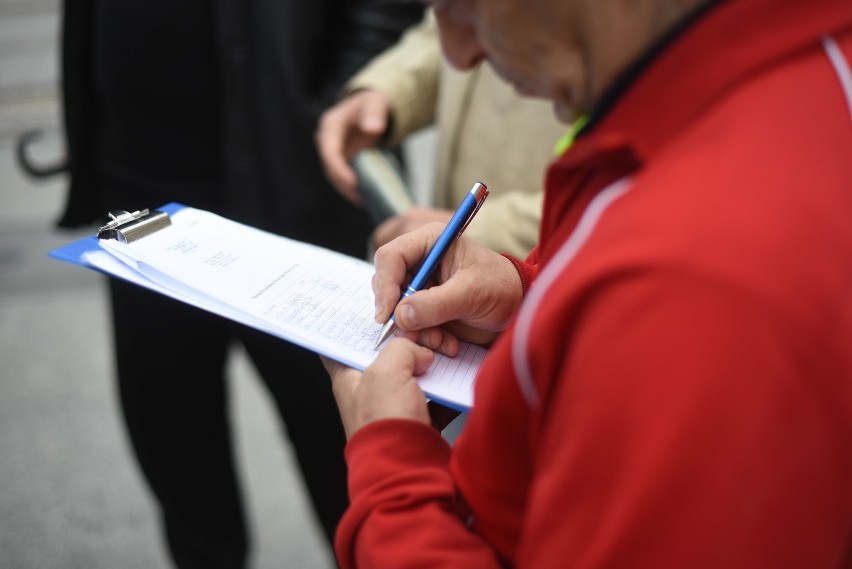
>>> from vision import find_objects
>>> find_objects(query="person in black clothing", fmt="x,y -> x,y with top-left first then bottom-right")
57,1 -> 423,567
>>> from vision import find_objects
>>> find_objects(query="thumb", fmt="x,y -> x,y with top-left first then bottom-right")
372,337 -> 435,378
393,280 -> 472,332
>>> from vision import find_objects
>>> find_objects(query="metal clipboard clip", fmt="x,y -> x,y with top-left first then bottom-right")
97,209 -> 171,243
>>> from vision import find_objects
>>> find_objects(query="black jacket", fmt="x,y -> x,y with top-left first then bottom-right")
58,0 -> 423,257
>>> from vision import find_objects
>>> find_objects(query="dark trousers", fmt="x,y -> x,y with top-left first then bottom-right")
109,278 -> 348,568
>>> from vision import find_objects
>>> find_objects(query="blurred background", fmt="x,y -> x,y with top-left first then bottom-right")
0,1 -> 435,567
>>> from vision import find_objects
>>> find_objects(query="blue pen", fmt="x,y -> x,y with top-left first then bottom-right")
374,181 -> 489,349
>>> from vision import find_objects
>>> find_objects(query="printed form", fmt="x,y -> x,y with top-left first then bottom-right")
90,207 -> 485,410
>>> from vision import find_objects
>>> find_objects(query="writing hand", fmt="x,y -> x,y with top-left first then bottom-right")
315,89 -> 392,203
372,223 -> 524,351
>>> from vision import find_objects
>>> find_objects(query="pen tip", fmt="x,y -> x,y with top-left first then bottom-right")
373,320 -> 395,350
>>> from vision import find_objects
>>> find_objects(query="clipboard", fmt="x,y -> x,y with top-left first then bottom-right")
49,203 -> 484,411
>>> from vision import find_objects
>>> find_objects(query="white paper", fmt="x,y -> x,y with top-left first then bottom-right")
94,207 -> 483,409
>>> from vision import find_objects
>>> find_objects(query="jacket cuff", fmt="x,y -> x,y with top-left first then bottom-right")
346,418 -> 451,499
500,253 -> 536,297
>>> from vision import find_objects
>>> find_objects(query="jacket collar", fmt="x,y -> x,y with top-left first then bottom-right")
565,0 -> 852,167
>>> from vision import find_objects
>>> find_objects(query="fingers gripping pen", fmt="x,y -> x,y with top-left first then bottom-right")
374,181 -> 489,349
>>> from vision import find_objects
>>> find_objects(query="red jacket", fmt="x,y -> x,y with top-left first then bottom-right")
337,0 -> 852,566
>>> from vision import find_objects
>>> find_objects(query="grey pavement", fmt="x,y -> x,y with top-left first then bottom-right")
0,1 -> 435,567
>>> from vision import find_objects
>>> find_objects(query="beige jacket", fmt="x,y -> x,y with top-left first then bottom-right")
347,13 -> 565,258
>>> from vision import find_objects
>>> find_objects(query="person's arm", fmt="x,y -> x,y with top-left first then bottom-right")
324,339 -> 506,569
332,265 -> 848,567
316,12 -> 441,199
335,419 -> 505,569
343,11 -> 442,144
329,226 -> 530,568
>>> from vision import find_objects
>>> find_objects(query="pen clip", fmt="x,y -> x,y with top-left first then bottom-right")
458,182 -> 490,236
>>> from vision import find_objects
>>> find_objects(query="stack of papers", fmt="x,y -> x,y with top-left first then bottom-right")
49,204 -> 485,410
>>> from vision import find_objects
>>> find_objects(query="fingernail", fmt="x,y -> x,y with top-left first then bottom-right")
400,304 -> 418,327
362,117 -> 383,132
374,304 -> 384,321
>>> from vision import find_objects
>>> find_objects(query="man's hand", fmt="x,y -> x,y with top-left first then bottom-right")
372,223 -> 524,349
372,206 -> 454,248
322,339 -> 434,439
315,89 -> 393,203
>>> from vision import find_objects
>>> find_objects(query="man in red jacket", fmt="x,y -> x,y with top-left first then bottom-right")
324,0 -> 852,567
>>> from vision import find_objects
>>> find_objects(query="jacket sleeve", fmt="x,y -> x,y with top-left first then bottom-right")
500,254 -> 537,297
335,267 -> 850,567
344,11 -> 442,144
510,267 -> 852,567
334,419 -> 506,569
